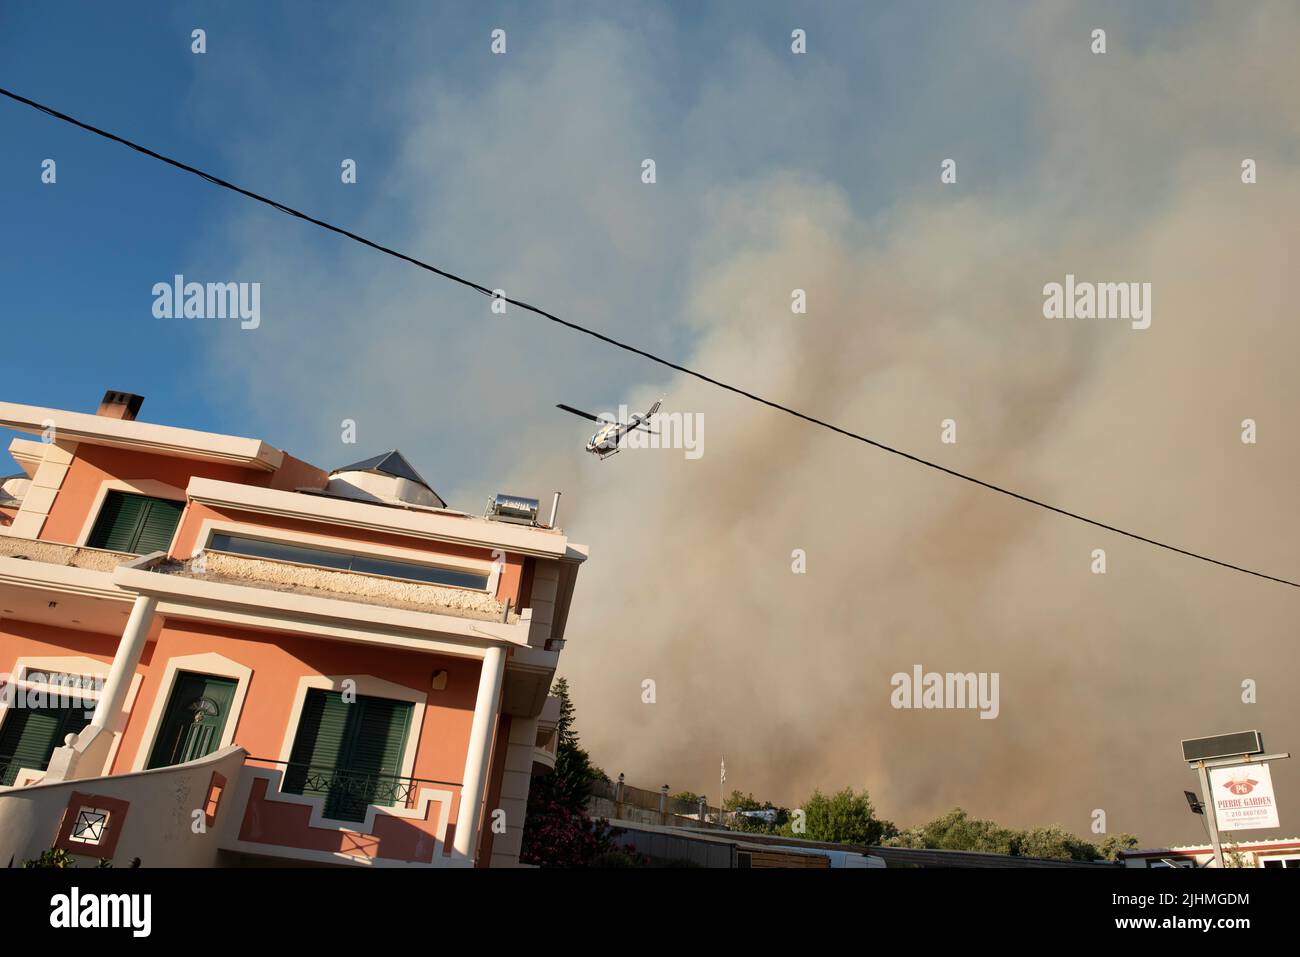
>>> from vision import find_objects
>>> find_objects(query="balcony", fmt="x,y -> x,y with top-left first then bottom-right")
161,550 -> 518,623
0,535 -> 132,573
223,756 -> 468,867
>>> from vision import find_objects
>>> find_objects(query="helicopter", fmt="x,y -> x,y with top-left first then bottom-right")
556,399 -> 662,460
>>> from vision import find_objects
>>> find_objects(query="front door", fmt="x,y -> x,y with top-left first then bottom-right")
146,672 -> 237,769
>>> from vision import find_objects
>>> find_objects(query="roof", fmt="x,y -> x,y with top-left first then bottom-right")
1123,837 -> 1300,857
332,450 -> 426,484
331,450 -> 445,507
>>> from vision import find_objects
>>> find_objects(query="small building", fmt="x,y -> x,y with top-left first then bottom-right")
0,390 -> 586,868
1118,838 -> 1300,868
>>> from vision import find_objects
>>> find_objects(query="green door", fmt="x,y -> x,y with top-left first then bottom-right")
284,690 -> 413,821
146,672 -> 237,769
0,700 -> 88,786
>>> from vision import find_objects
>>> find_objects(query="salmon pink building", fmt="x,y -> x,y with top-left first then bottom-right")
0,391 -> 582,867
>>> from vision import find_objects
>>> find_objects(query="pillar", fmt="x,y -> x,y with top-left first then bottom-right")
90,594 -> 157,730
453,644 -> 506,861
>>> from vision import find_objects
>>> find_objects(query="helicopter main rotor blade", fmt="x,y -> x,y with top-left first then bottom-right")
556,403 -> 613,424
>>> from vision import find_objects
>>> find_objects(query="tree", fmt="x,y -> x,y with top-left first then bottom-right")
522,676 -> 613,867
551,676 -> 579,749
723,790 -> 762,812
781,787 -> 893,846
1097,833 -> 1139,862
521,799 -> 624,867
888,807 -> 1018,855
885,807 -> 1140,862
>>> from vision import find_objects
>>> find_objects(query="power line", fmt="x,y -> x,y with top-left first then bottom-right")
3,85 -> 1295,590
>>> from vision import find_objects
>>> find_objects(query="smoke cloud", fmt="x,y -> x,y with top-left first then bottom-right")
198,2 -> 1300,844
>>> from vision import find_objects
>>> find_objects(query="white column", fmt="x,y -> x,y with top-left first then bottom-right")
90,594 -> 157,730
453,644 -> 506,862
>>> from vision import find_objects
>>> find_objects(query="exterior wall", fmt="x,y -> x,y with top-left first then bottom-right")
37,444 -> 256,546
108,619 -> 480,787
0,619 -> 120,671
490,714 -> 540,867
31,443 -> 328,549
265,452 -> 329,493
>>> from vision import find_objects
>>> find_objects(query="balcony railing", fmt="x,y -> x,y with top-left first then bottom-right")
246,758 -> 460,824
0,754 -> 21,788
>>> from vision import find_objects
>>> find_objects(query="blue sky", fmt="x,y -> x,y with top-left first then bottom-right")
0,0 -> 1163,479
3,2 -> 1298,841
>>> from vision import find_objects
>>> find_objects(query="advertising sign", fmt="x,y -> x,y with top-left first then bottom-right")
1209,762 -> 1281,831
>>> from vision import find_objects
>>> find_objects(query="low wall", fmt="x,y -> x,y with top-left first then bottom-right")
0,746 -> 246,868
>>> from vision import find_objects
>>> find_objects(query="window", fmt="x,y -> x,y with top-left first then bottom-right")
86,491 -> 183,554
0,700 -> 87,786
283,689 -> 414,822
1261,857 -> 1300,868
68,807 -> 111,846
208,533 -> 489,591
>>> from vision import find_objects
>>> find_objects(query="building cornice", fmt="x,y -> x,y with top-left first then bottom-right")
0,402 -> 283,471
111,564 -> 532,658
186,477 -> 587,561
0,555 -> 129,603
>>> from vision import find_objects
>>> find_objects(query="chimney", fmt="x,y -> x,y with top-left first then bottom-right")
96,390 -> 144,421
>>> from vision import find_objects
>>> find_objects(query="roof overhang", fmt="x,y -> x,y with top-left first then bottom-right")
112,564 -> 538,659
0,402 -> 283,471
187,477 -> 587,561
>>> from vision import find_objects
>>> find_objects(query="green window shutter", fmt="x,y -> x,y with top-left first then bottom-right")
284,690 -> 414,821
133,498 -> 184,554
349,698 -> 411,780
0,702 -> 87,786
86,491 -> 183,554
285,689 -> 352,798
86,491 -> 147,551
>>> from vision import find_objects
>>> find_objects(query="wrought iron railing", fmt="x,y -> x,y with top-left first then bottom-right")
245,758 -> 460,823
0,754 -> 21,788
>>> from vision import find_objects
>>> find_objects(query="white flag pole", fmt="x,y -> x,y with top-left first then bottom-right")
720,758 -> 726,827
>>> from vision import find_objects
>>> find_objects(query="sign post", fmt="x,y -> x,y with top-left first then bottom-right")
1181,731 -> 1288,868
1194,760 -> 1227,868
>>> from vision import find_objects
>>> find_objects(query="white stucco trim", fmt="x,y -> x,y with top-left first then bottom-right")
187,476 -> 584,561
0,402 -> 282,471
112,564 -> 530,654
74,478 -> 188,550
0,441 -> 77,541
129,652 -> 253,772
